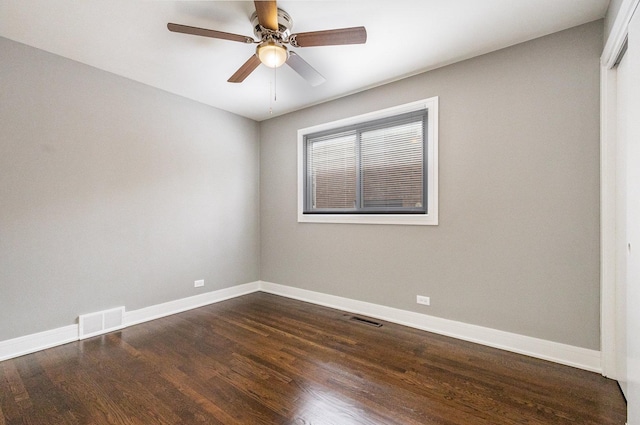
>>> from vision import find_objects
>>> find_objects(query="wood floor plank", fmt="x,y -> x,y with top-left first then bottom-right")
121,331 -> 286,425
0,293 -> 627,424
0,363 -> 23,424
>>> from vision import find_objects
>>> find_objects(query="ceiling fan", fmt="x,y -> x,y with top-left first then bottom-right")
167,0 -> 367,87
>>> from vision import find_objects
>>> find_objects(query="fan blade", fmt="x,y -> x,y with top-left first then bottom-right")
168,23 -> 254,44
289,27 -> 367,47
228,54 -> 262,83
254,1 -> 278,31
286,52 -> 326,87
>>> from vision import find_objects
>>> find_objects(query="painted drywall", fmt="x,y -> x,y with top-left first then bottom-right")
0,37 -> 260,341
260,21 -> 603,350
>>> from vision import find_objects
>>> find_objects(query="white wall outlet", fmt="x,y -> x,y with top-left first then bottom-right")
416,295 -> 430,306
194,279 -> 204,288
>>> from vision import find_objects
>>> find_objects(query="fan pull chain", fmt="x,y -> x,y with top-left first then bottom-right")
269,81 -> 273,114
269,81 -> 274,115
269,65 -> 278,115
273,64 -> 277,101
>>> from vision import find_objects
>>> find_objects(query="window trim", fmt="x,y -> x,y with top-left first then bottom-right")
297,97 -> 438,225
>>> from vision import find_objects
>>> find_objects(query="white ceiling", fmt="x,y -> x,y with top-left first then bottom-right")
0,0 -> 609,121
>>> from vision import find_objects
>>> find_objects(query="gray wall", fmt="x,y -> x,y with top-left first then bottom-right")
260,21 -> 603,349
0,37 -> 261,341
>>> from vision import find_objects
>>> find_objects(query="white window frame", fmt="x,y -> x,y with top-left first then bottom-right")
297,97 -> 438,225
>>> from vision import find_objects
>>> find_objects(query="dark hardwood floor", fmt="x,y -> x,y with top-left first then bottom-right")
0,292 -> 626,424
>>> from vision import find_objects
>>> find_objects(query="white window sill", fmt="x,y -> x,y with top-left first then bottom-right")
297,213 -> 438,226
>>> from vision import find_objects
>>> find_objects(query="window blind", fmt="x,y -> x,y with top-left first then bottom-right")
304,110 -> 427,214
361,119 -> 424,210
308,132 -> 356,209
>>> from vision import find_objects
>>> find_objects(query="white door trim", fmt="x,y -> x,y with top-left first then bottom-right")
600,0 -> 640,378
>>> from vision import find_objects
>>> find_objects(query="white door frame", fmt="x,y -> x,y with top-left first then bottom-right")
600,0 -> 640,379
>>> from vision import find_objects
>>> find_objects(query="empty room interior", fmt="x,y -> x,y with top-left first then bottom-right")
0,0 -> 639,424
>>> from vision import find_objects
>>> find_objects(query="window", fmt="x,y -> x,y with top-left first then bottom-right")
298,97 -> 438,225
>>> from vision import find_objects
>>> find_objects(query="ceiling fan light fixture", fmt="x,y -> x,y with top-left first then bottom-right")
257,40 -> 288,68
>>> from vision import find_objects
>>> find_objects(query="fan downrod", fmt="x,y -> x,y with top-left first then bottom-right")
250,8 -> 293,41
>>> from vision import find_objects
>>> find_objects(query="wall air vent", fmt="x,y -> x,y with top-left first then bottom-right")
78,307 -> 125,339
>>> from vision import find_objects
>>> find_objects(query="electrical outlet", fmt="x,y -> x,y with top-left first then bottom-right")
194,279 -> 204,288
416,295 -> 430,306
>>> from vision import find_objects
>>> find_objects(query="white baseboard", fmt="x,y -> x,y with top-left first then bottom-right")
124,281 -> 261,327
0,325 -> 78,362
259,281 -> 602,373
0,282 -> 261,362
0,280 -> 601,373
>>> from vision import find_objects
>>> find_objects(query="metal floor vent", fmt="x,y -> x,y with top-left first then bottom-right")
78,307 -> 125,339
348,315 -> 383,328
